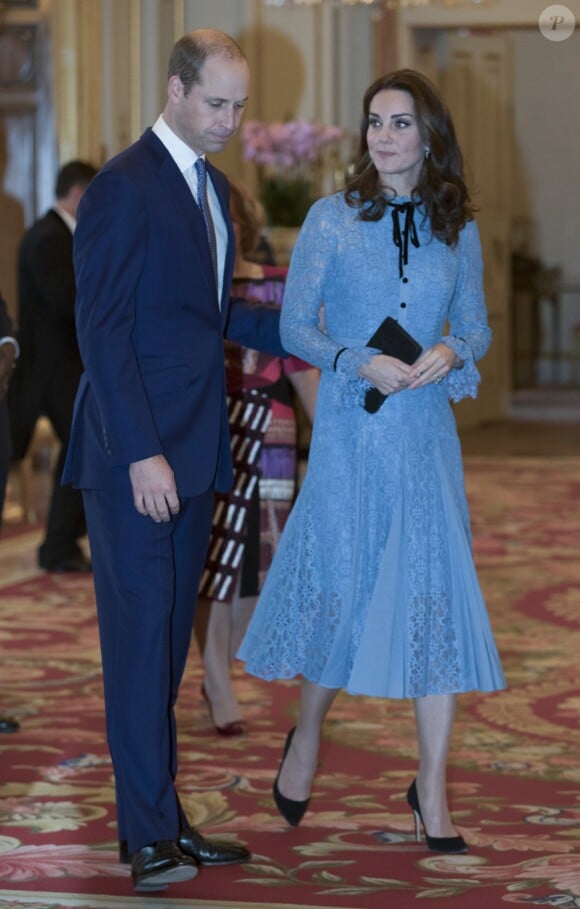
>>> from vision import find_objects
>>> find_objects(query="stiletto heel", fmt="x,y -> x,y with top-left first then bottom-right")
410,802 -> 421,842
406,780 -> 467,854
201,683 -> 246,737
273,728 -> 311,827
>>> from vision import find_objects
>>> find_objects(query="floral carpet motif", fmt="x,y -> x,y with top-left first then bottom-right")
0,455 -> 579,908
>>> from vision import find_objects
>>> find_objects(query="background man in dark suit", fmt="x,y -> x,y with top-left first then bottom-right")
9,161 -> 97,572
0,288 -> 21,733
63,29 -> 284,893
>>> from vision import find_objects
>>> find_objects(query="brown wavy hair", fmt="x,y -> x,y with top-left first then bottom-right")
345,69 -> 474,246
228,176 -> 266,257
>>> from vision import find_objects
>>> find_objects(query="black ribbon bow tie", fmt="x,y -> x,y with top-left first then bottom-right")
390,202 -> 420,279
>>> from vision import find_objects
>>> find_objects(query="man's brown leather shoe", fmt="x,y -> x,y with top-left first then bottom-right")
131,840 -> 198,892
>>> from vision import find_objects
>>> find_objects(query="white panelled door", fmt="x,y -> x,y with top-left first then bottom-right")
414,32 -> 514,426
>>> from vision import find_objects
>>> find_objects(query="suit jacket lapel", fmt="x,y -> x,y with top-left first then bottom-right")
207,160 -> 235,324
140,129 -> 218,300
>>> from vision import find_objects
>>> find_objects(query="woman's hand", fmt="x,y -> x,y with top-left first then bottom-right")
359,354 -> 415,395
407,343 -> 458,390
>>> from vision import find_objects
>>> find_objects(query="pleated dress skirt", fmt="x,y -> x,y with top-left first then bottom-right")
238,378 -> 506,699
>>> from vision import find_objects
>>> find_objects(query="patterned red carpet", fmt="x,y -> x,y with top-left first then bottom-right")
0,455 -> 579,909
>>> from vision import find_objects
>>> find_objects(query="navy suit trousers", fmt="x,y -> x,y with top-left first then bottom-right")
82,480 -> 214,852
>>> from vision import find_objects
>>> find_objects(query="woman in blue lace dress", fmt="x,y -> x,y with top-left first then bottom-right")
238,70 -> 505,851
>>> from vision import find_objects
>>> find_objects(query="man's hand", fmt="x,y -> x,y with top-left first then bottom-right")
129,454 -> 180,522
0,344 -> 16,402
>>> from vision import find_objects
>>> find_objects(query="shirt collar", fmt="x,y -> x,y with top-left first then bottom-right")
54,206 -> 76,234
152,114 -> 203,174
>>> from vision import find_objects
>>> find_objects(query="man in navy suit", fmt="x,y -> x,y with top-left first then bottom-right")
63,29 -> 284,893
0,288 -> 21,733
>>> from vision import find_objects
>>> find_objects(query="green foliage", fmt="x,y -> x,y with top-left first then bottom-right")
259,175 -> 314,228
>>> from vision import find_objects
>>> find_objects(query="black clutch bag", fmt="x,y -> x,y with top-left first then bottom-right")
364,316 -> 422,413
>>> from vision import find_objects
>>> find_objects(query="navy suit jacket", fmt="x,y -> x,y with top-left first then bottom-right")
63,128 -> 284,497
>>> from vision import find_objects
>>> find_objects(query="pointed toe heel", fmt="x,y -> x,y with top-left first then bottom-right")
406,780 -> 467,854
201,683 -> 246,736
273,728 -> 310,827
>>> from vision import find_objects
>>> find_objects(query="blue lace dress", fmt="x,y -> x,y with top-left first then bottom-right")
237,193 -> 506,698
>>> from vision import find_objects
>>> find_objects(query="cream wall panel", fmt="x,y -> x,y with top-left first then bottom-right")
50,0 -> 103,165
259,5 -> 320,121
100,0 -> 116,160
336,6 -> 374,136
105,0 -> 133,159
397,0 -> 580,64
183,0 -> 248,33
399,0 -> 580,37
138,0 -> 180,130
511,30 -> 580,282
128,0 -> 141,142
77,0 -> 103,162
50,0 -> 79,164
441,33 -> 513,423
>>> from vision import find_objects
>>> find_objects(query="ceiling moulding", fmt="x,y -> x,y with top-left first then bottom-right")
262,1 -> 499,8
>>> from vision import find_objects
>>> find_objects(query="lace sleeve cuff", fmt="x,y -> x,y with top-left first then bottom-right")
334,346 -> 379,407
441,335 -> 481,402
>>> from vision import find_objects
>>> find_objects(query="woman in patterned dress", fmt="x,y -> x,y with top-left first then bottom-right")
238,71 -> 505,848
195,178 -> 319,734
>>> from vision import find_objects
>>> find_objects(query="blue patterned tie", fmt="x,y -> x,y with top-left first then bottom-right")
194,157 -> 218,291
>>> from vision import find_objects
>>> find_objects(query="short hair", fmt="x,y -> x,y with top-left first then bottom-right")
55,160 -> 98,199
228,177 -> 265,257
167,28 -> 246,96
345,69 -> 473,246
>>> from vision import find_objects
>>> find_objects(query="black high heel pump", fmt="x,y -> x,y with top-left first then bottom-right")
407,780 -> 467,853
273,728 -> 310,827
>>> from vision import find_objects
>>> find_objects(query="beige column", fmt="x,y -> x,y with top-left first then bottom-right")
48,0 -> 79,163
374,3 -> 398,78
49,0 -> 104,165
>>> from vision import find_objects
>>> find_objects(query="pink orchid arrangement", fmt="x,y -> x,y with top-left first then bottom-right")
242,119 -> 344,171
241,119 -> 345,226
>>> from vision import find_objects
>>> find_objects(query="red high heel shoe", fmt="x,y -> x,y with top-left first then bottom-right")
201,683 -> 247,737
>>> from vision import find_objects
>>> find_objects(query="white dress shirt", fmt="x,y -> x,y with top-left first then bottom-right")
152,115 -> 227,304
0,337 -> 18,356
55,205 -> 76,234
